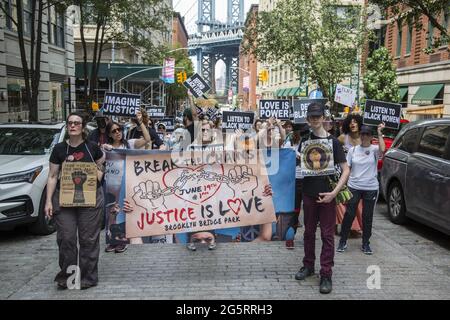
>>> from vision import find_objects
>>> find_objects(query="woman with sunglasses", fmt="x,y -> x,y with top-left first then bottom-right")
337,123 -> 385,255
102,111 -> 151,253
45,112 -> 105,290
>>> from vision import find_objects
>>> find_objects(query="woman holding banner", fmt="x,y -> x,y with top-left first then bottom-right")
45,112 -> 105,290
102,110 -> 152,252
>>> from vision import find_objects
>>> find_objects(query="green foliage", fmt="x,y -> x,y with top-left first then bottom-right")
369,0 -> 449,53
242,0 -> 368,103
363,47 -> 400,102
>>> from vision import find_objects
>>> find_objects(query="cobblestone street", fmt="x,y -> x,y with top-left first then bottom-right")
1,201 -> 449,300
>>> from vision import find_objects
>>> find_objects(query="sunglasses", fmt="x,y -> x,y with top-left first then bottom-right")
202,128 -> 209,132
111,128 -> 122,134
68,121 -> 82,127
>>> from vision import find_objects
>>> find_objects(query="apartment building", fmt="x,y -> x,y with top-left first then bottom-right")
0,0 -> 76,122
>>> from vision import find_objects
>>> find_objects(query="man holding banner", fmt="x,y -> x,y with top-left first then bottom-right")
294,102 -> 349,294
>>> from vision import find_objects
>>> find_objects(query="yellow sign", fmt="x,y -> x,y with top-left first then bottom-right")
92,101 -> 99,111
60,162 -> 97,207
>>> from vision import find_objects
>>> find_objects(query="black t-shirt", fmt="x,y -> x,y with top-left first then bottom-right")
128,126 -> 163,149
50,141 -> 104,188
298,133 -> 346,198
186,123 -> 195,143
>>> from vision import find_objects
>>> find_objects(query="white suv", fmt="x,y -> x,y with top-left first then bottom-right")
0,122 -> 94,235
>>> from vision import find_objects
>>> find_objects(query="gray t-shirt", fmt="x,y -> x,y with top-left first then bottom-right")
347,145 -> 380,191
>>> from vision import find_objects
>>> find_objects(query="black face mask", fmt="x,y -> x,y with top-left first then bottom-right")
97,118 -> 106,129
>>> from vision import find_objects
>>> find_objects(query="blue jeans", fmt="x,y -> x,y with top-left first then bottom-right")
340,188 -> 378,246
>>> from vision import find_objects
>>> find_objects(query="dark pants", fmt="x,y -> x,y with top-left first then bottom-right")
302,195 -> 336,278
340,188 -> 378,245
53,187 -> 104,286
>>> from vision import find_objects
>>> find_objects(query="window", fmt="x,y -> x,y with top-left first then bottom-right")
406,23 -> 413,55
48,5 -> 65,47
417,125 -> 450,159
427,20 -> 434,47
395,128 -> 420,153
22,0 -> 32,36
396,22 -> 402,57
4,0 -> 17,32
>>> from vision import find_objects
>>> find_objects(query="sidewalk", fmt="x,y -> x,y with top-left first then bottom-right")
1,212 -> 450,300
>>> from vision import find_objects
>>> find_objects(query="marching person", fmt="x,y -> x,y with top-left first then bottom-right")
294,102 -> 349,294
102,110 -> 152,252
45,112 -> 105,290
87,112 -> 110,147
337,123 -> 385,255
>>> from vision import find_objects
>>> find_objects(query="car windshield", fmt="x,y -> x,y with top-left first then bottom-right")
0,128 -> 61,155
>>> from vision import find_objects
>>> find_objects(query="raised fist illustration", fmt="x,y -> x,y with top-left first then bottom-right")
227,165 -> 258,197
132,180 -> 166,212
72,171 -> 87,203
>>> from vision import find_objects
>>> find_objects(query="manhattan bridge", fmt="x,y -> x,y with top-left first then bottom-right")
188,0 -> 245,96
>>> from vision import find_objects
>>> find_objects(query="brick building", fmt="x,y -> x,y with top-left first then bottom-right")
384,9 -> 450,120
172,12 -> 188,48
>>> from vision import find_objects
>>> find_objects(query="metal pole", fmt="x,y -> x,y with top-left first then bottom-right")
111,41 -> 115,93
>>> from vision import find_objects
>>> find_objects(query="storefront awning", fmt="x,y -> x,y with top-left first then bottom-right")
399,87 -> 408,102
275,89 -> 283,97
411,84 -> 444,105
7,84 -> 21,92
277,88 -> 286,97
75,63 -> 162,81
287,87 -> 297,96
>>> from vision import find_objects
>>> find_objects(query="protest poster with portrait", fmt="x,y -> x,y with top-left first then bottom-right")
300,139 -> 335,177
59,162 -> 97,207
124,151 -> 276,238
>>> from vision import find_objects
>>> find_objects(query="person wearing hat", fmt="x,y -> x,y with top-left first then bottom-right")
337,123 -> 385,255
294,102 -> 350,294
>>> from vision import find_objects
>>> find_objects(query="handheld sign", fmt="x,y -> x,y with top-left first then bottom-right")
183,73 -> 211,98
293,99 -> 328,123
259,100 -> 291,120
60,162 -> 97,207
102,92 -> 141,117
335,84 -> 357,107
221,111 -> 255,132
363,99 -> 401,129
156,117 -> 175,132
145,105 -> 166,118
206,107 -> 220,121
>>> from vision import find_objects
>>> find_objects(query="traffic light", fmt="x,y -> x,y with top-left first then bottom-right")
177,71 -> 187,83
258,70 -> 269,83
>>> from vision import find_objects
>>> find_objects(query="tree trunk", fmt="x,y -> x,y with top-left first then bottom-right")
31,0 -> 44,122
87,17 -> 103,113
79,1 -> 89,111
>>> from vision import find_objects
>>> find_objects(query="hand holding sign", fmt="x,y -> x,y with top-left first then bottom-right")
227,165 -> 259,196
377,122 -> 385,135
133,180 -> 167,211
135,110 -> 143,124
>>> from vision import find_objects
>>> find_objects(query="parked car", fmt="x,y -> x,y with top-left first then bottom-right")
380,119 -> 450,236
0,122 -> 94,235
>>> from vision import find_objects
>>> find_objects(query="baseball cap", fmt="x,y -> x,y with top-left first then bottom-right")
307,103 -> 325,117
360,125 -> 373,135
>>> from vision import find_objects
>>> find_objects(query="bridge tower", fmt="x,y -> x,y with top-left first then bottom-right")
190,0 -> 245,96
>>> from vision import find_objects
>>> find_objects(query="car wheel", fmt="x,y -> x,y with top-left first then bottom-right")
387,181 -> 407,224
28,188 -> 56,235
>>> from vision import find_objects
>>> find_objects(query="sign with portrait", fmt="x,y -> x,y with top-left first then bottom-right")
300,139 -> 335,177
60,162 -> 97,207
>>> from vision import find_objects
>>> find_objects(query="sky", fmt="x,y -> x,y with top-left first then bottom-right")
174,0 -> 259,81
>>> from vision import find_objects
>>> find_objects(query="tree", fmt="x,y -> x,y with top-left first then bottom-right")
363,47 -> 400,102
369,0 -> 449,51
0,0 -> 62,122
160,46 -> 194,116
242,0 -> 368,111
72,0 -> 172,112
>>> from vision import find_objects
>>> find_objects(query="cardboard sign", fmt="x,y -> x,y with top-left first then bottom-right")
156,118 -> 175,132
60,162 -> 97,207
293,99 -> 328,123
125,151 -> 276,238
102,92 -> 141,117
221,111 -> 255,132
183,73 -> 211,98
300,139 -> 335,177
259,100 -> 291,120
334,84 -> 357,107
145,106 -> 166,118
363,99 -> 402,129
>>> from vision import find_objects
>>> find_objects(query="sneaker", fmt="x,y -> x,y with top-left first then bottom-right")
114,244 -> 128,253
105,244 -> 116,253
285,239 -> 294,249
319,276 -> 332,294
186,242 -> 196,251
208,242 -> 217,250
295,266 -> 314,280
80,282 -> 97,290
336,241 -> 347,253
361,244 -> 373,255
56,282 -> 67,290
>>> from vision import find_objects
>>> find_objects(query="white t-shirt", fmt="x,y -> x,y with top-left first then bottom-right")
346,145 -> 380,191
